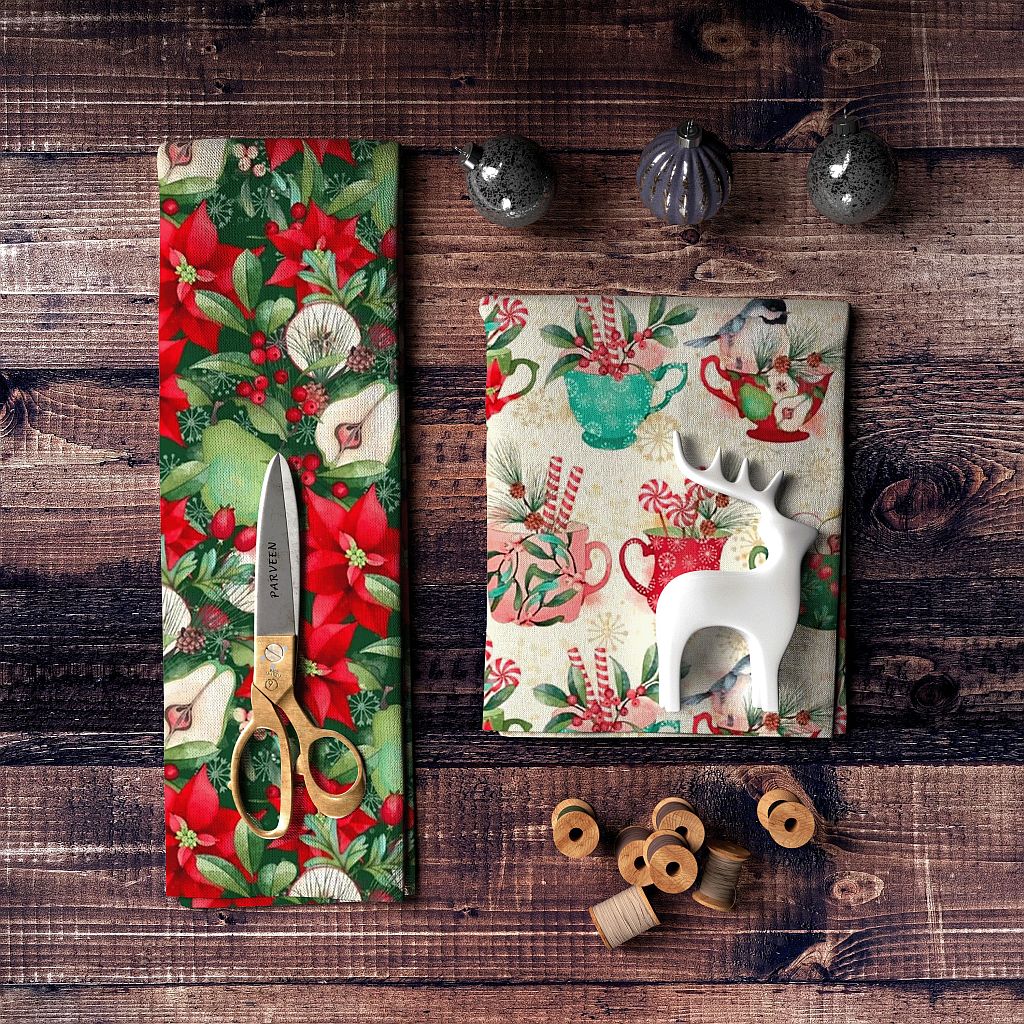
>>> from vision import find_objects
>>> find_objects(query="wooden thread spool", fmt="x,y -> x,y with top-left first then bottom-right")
691,839 -> 750,912
651,796 -> 706,852
589,885 -> 660,949
643,829 -> 699,894
615,825 -> 653,886
550,798 -> 600,859
756,788 -> 815,849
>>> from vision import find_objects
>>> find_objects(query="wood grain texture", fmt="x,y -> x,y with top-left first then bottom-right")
2,764 -> 1022,984
3,0 -> 1024,1014
4,983 -> 1024,1024
2,1 -> 1024,151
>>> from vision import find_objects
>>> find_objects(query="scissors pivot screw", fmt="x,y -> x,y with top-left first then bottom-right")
264,642 -> 286,663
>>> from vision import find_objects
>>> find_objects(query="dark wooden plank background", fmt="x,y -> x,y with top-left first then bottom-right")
2,1 -> 1024,1020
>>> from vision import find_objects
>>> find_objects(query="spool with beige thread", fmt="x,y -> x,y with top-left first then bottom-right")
643,828 -> 699,894
589,885 -> 660,949
615,825 -> 653,886
756,788 -> 815,849
550,798 -> 600,859
691,838 -> 750,911
651,796 -> 705,852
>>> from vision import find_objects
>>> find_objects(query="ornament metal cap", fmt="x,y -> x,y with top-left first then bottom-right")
456,143 -> 484,170
676,119 -> 703,148
833,112 -> 860,137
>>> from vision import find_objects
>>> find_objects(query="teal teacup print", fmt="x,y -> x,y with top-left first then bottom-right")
564,363 -> 688,450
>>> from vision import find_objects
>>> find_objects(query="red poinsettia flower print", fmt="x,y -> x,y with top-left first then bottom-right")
267,202 -> 374,305
159,337 -> 189,446
165,766 -> 239,898
300,620 -> 361,727
268,777 -> 375,871
161,496 -> 205,568
160,202 -> 245,352
265,138 -> 355,170
304,487 -> 400,635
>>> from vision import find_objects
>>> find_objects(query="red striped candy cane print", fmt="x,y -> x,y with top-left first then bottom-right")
553,465 -> 583,531
541,455 -> 563,525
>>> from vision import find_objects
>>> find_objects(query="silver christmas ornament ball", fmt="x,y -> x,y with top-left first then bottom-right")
457,135 -> 555,228
636,120 -> 733,226
807,113 -> 898,224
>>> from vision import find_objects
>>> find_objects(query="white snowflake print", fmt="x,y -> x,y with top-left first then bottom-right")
252,745 -> 281,783
635,412 -> 680,462
349,690 -> 379,727
177,405 -> 210,444
206,754 -> 230,791
205,191 -> 233,228
375,474 -> 400,513
586,611 -> 627,652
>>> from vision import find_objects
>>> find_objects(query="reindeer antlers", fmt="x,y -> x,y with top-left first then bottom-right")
671,432 -> 784,507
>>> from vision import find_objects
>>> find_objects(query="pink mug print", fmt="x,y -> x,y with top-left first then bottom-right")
487,522 -> 611,626
619,534 -> 728,613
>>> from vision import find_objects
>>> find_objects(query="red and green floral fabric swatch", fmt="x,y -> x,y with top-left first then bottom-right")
159,138 -> 412,905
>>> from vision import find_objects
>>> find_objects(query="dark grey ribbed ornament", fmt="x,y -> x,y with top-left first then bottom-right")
456,135 -> 555,228
636,120 -> 732,226
807,113 -> 898,224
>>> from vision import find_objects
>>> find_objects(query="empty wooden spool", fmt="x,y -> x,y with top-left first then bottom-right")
589,885 -> 660,949
643,829 -> 699,894
550,798 -> 600,858
757,788 -> 815,849
691,838 -> 750,912
615,825 -> 653,886
651,795 -> 705,852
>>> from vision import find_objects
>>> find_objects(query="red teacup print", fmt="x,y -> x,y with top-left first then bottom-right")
619,534 -> 728,613
487,522 -> 611,626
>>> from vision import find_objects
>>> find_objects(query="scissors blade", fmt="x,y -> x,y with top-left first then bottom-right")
254,454 -> 301,637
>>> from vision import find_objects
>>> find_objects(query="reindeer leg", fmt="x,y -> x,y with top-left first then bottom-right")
747,637 -> 781,719
655,600 -> 691,714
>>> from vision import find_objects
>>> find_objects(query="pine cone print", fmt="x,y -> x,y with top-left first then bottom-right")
346,345 -> 375,373
303,381 -> 329,414
509,482 -> 526,499
524,511 -> 545,531
176,626 -> 206,654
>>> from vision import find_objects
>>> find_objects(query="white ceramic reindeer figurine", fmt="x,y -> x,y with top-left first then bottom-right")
656,433 -> 819,717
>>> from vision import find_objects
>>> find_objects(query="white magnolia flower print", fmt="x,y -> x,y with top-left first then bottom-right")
289,865 -> 361,902
774,393 -> 813,432
284,302 -> 361,378
765,370 -> 798,400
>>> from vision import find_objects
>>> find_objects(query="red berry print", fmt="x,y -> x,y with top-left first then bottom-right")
266,345 -> 282,362
251,331 -> 267,348
286,406 -> 302,423
302,453 -> 321,471
250,348 -> 267,365
818,566 -> 833,581
291,385 -> 308,402
161,198 -> 179,216
235,526 -> 257,552
482,720 -> 493,732
253,374 -> 269,391
381,793 -> 404,826
300,469 -> 316,486
331,482 -> 349,499
264,221 -> 279,236
379,226 -> 398,259
287,455 -> 303,471
251,391 -> 266,406
164,764 -> 179,781
209,506 -> 236,540
274,369 -> 289,384
302,399 -> 318,416
290,202 -> 307,220
266,784 -> 281,802
236,381 -> 253,398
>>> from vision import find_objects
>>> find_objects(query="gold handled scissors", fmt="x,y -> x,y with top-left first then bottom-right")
229,455 -> 365,840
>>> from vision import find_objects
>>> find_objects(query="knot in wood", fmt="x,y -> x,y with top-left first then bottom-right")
869,467 -> 962,534
700,22 -> 748,58
827,39 -> 882,74
909,672 -> 961,717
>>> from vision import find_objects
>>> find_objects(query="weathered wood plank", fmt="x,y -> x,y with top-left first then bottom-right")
1,764 -> 1021,983
3,151 -> 1024,369
2,1 -> 1023,150
3,981 -> 1024,1024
